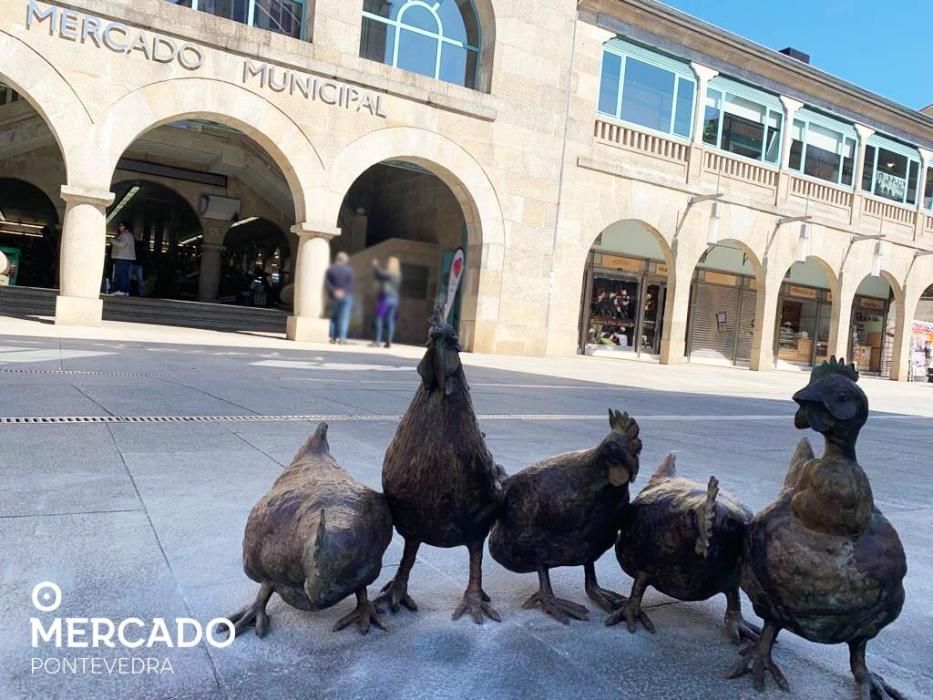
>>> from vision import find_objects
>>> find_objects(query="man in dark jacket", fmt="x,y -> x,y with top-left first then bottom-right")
325,251 -> 354,344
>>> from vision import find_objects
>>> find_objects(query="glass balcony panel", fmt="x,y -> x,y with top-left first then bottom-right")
598,52 -> 622,117
619,57 -> 675,134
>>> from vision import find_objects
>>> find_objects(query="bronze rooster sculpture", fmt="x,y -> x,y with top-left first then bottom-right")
227,423 -> 394,637
377,314 -> 504,624
728,357 -> 907,699
609,453 -> 758,642
488,410 -> 641,623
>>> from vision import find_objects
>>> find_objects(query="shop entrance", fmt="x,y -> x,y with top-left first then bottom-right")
685,242 -> 760,366
848,275 -> 895,377
579,220 -> 671,358
773,257 -> 836,369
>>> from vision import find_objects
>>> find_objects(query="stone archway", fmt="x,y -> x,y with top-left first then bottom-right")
318,127 -> 506,352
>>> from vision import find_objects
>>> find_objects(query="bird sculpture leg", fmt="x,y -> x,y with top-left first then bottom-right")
849,639 -> 904,700
605,571 -> 655,633
452,540 -> 501,624
522,566 -> 589,624
225,581 -> 274,639
375,538 -> 420,614
723,588 -> 761,644
333,588 -> 388,635
583,561 -> 626,612
726,621 -> 788,692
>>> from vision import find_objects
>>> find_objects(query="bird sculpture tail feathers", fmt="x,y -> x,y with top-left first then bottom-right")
649,453 -> 677,482
293,422 -> 331,462
312,509 -> 329,561
694,476 -> 719,558
783,437 -> 815,491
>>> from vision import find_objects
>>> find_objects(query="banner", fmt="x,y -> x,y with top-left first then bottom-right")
443,248 -> 465,322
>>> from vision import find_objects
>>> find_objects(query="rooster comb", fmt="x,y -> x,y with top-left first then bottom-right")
810,356 -> 859,383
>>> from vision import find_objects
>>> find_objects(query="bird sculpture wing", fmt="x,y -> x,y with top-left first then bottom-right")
783,437 -> 815,492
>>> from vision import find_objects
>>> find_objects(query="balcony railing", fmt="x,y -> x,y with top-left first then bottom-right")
862,195 -> 917,227
789,174 -> 853,209
925,214 -> 933,234
593,118 -> 689,164
704,150 -> 777,189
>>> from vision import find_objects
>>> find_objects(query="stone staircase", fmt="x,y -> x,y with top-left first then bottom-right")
0,286 -> 288,334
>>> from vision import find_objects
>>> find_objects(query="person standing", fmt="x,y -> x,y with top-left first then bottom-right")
109,221 -> 136,296
325,251 -> 354,344
370,256 -> 402,348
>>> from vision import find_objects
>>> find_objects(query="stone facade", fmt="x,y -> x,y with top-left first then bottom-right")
1,0 -> 931,379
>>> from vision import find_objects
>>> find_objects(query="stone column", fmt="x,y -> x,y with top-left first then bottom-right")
286,223 -> 341,342
776,96 -> 803,204
686,63 -> 718,183
851,124 -> 875,226
749,263 -> 784,371
659,253 -> 694,365
888,293 -> 912,382
914,148 -> 931,241
828,281 -> 856,361
198,243 -> 225,302
55,185 -> 115,327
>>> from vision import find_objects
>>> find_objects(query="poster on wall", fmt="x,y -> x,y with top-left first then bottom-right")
441,247 -> 465,323
875,171 -> 907,201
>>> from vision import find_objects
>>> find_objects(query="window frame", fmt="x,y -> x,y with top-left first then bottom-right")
360,0 -> 481,88
703,77 -> 784,166
924,162 -> 933,212
598,38 -> 696,141
179,0 -> 309,40
862,134 -> 923,207
787,109 -> 859,189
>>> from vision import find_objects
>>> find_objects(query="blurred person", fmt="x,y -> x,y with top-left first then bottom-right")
325,251 -> 354,344
129,227 -> 147,296
369,256 -> 402,348
109,221 -> 135,296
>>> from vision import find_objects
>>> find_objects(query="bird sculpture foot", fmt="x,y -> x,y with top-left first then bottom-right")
724,610 -> 761,644
856,672 -> 904,700
333,591 -> 388,636
584,582 -> 626,612
523,589 -> 589,625
727,640 -> 789,692
453,587 -> 502,624
224,582 -> 273,640
604,598 -> 655,633
374,577 -> 418,614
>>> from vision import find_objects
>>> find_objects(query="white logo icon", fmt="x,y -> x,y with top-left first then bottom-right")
32,582 -> 62,613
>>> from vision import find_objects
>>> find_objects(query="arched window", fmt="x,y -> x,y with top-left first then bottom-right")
360,0 -> 481,89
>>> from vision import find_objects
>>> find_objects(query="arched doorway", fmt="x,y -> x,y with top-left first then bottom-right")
0,178 -> 60,288
106,180 -> 202,299
848,273 -> 899,377
773,256 -> 837,370
220,217 -> 290,308
334,160 -> 468,345
579,220 -> 672,358
685,240 -> 763,366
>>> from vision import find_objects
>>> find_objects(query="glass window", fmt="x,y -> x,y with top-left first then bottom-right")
168,0 -> 307,40
864,145 -> 918,205
862,145 -> 875,192
702,85 -> 782,163
789,115 -> 857,187
359,0 -> 481,89
596,45 -> 695,139
907,161 -> 919,206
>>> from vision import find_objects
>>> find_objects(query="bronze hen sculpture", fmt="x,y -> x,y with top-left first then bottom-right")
377,314 -> 504,624
609,453 -> 758,642
728,357 -> 907,699
488,410 -> 641,623
227,423 -> 394,637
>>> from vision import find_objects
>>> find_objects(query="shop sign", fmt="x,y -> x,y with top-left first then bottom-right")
704,271 -> 738,287
242,61 -> 386,117
26,1 -> 204,70
859,297 -> 886,311
654,263 -> 669,275
788,286 -> 818,300
599,255 -> 643,273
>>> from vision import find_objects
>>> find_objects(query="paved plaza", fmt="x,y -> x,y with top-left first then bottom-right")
0,318 -> 931,699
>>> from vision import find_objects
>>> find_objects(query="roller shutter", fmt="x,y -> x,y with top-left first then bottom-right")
688,283 -> 740,363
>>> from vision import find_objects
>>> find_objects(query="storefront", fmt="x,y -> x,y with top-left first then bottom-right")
849,294 -> 892,376
580,252 -> 667,357
910,320 -> 933,382
686,270 -> 757,365
774,283 -> 831,368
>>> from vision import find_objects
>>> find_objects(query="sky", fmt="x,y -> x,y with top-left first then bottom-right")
658,0 -> 930,112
